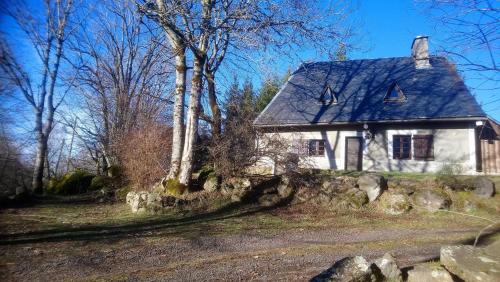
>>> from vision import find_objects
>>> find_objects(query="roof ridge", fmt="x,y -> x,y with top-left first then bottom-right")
302,55 -> 446,65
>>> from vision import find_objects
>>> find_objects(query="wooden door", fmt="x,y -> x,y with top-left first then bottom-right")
345,137 -> 362,171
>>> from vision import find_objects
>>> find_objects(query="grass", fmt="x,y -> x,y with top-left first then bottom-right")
1,192 -> 499,281
1,197 -> 496,241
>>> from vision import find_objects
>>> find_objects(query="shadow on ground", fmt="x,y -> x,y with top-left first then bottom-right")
0,179 -> 298,246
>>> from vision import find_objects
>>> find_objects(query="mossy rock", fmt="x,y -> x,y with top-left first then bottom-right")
115,186 -> 132,202
46,170 -> 95,195
378,192 -> 412,215
197,165 -> 215,185
164,178 -> 186,197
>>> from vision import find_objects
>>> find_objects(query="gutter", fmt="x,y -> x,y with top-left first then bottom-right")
253,116 -> 488,128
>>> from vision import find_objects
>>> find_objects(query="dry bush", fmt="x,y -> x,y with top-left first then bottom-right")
117,122 -> 172,191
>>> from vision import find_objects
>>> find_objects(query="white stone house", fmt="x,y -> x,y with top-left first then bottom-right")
253,36 -> 500,175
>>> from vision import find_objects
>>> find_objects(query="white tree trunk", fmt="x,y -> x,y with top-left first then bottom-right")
178,56 -> 205,186
167,47 -> 186,179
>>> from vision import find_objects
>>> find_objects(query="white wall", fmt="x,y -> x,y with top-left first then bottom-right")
257,124 -> 478,174
364,126 -> 476,173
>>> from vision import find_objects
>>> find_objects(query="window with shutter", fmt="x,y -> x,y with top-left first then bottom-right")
413,135 -> 434,160
308,140 -> 325,156
393,135 -> 411,159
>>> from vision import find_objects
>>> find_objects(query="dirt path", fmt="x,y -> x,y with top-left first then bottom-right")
0,200 -> 494,281
1,225 -> 482,281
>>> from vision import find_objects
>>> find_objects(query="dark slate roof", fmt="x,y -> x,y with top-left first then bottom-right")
254,57 -> 486,126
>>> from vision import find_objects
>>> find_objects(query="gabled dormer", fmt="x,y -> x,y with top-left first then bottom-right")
320,85 -> 338,105
384,82 -> 406,103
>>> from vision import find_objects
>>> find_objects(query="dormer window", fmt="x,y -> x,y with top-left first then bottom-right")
384,83 -> 406,102
320,85 -> 338,105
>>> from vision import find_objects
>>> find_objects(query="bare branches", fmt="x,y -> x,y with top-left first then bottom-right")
419,0 -> 499,76
69,0 -> 173,174
0,0 -> 75,192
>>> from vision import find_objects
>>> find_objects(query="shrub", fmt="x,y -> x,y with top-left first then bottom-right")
89,175 -> 109,191
46,170 -> 95,195
116,122 -> 172,191
115,185 -> 132,202
435,163 -> 473,191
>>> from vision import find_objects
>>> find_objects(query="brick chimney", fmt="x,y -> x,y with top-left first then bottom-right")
411,36 -> 431,69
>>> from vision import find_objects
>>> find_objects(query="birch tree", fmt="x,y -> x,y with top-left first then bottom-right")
0,0 -> 75,193
139,0 -> 352,187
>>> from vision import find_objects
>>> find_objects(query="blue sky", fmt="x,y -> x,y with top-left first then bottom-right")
2,0 -> 499,123
345,0 -> 499,120
247,0 -> 499,120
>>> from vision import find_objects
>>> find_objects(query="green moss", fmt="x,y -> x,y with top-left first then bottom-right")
89,175 -> 110,191
115,186 -> 132,202
46,170 -> 95,195
165,178 -> 186,197
197,165 -> 215,186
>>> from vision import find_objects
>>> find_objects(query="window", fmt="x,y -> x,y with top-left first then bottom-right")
309,140 -> 325,156
413,135 -> 434,160
320,86 -> 338,105
384,83 -> 406,102
393,135 -> 411,159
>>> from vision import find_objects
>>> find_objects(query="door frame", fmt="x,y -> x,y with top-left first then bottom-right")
344,136 -> 363,171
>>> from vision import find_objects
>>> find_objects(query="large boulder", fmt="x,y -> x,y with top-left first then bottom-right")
473,176 -> 495,197
357,174 -> 387,202
407,264 -> 453,282
258,194 -> 281,207
412,189 -> 451,212
378,192 -> 411,215
311,256 -> 382,282
440,242 -> 500,282
126,191 -> 163,214
277,184 -> 293,198
374,253 -> 402,282
227,177 -> 252,191
329,189 -> 369,209
203,175 -> 219,192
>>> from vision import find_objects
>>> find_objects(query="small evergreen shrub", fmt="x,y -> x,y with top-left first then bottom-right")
46,170 -> 95,195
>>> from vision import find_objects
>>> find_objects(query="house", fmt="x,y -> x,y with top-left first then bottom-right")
253,36 -> 500,175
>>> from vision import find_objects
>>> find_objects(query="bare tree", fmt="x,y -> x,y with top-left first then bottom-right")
419,0 -> 499,76
0,0 -> 75,193
138,0 -> 352,187
70,0 -> 173,175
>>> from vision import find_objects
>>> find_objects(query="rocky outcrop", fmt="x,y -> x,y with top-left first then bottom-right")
126,191 -> 185,214
378,192 -> 411,215
407,264 -> 454,282
357,174 -> 387,202
311,256 -> 382,282
412,189 -> 451,212
441,242 -> 500,282
126,191 -> 159,213
258,194 -> 281,207
374,253 -> 402,282
226,177 -> 252,191
473,176 -> 495,198
203,176 -> 219,192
